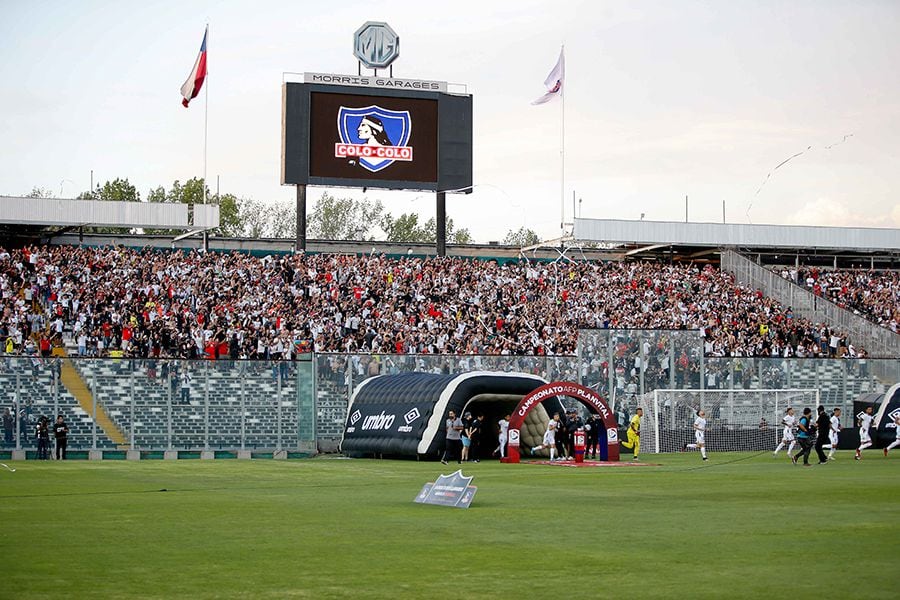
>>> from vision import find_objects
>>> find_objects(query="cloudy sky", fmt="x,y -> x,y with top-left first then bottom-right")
1,0 -> 898,242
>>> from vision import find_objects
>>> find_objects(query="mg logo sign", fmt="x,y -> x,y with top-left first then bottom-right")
354,21 -> 399,69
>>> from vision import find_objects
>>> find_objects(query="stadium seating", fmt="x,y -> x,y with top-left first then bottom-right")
0,359 -> 116,450
777,267 -> 900,334
4,244 -> 894,360
69,360 -> 300,449
2,245 -> 897,450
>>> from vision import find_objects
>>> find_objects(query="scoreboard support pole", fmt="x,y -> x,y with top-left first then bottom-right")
295,184 -> 307,252
436,191 -> 446,257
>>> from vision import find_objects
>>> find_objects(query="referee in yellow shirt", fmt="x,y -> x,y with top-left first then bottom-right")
620,407 -> 642,461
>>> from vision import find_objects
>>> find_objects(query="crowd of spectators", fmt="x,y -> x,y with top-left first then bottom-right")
779,266 -> 900,333
0,244 -> 892,361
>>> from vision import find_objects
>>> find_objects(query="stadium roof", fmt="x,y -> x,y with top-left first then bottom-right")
575,218 -> 900,252
0,195 -> 219,229
574,218 -> 900,267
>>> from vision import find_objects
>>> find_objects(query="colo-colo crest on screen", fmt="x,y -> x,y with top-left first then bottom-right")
335,105 -> 413,172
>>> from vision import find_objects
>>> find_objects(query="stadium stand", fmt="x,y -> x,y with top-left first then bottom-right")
0,358 -> 117,450
68,359 -> 299,449
778,267 -> 899,333
2,244 -> 890,360
2,243 -> 897,452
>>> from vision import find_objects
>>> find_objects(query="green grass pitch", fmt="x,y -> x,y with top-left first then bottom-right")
2,453 -> 898,599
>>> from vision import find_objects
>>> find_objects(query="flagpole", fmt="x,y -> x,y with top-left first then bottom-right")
202,24 -> 209,251
559,44 -> 565,244
203,24 -> 209,207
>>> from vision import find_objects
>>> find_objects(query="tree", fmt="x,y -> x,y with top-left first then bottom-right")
216,193 -> 242,237
269,200 -> 296,239
232,197 -> 295,238
101,178 -> 140,202
382,213 -> 430,243
503,227 -> 540,247
236,197 -> 269,238
382,213 -> 473,244
422,216 -> 473,245
26,187 -> 53,199
307,192 -> 384,240
146,186 -> 166,204
76,178 -> 140,202
450,226 -> 473,245
157,178 -> 207,205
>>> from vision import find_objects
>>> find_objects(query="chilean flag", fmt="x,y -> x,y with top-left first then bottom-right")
180,26 -> 208,108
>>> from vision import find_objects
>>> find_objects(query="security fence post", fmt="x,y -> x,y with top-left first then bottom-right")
277,362 -> 283,452
91,371 -> 97,450
240,370 -> 246,451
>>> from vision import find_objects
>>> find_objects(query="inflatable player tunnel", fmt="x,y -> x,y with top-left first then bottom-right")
340,371 -> 565,458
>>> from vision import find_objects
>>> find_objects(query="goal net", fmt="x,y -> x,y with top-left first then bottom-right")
635,389 -> 820,453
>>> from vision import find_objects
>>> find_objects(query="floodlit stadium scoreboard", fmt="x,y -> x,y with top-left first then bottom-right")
281,22 -> 473,255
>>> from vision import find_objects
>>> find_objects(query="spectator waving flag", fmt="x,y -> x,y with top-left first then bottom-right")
180,26 -> 208,108
532,47 -> 565,105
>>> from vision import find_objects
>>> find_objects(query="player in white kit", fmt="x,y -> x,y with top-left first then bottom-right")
773,407 -> 797,457
884,413 -> 900,456
825,408 -> 841,460
495,414 -> 510,458
531,413 -> 559,461
683,409 -> 708,461
855,406 -> 874,460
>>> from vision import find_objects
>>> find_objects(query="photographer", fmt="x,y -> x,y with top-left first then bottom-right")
35,415 -> 50,460
54,414 -> 69,460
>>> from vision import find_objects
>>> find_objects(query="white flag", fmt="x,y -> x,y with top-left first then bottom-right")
532,48 -> 565,105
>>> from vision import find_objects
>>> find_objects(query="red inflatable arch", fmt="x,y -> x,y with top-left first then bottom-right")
503,381 -> 620,463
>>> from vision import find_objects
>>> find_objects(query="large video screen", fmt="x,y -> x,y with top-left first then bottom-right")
308,91 -> 438,183
282,83 -> 472,193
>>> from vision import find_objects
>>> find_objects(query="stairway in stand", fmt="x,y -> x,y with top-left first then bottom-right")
52,347 -> 128,447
